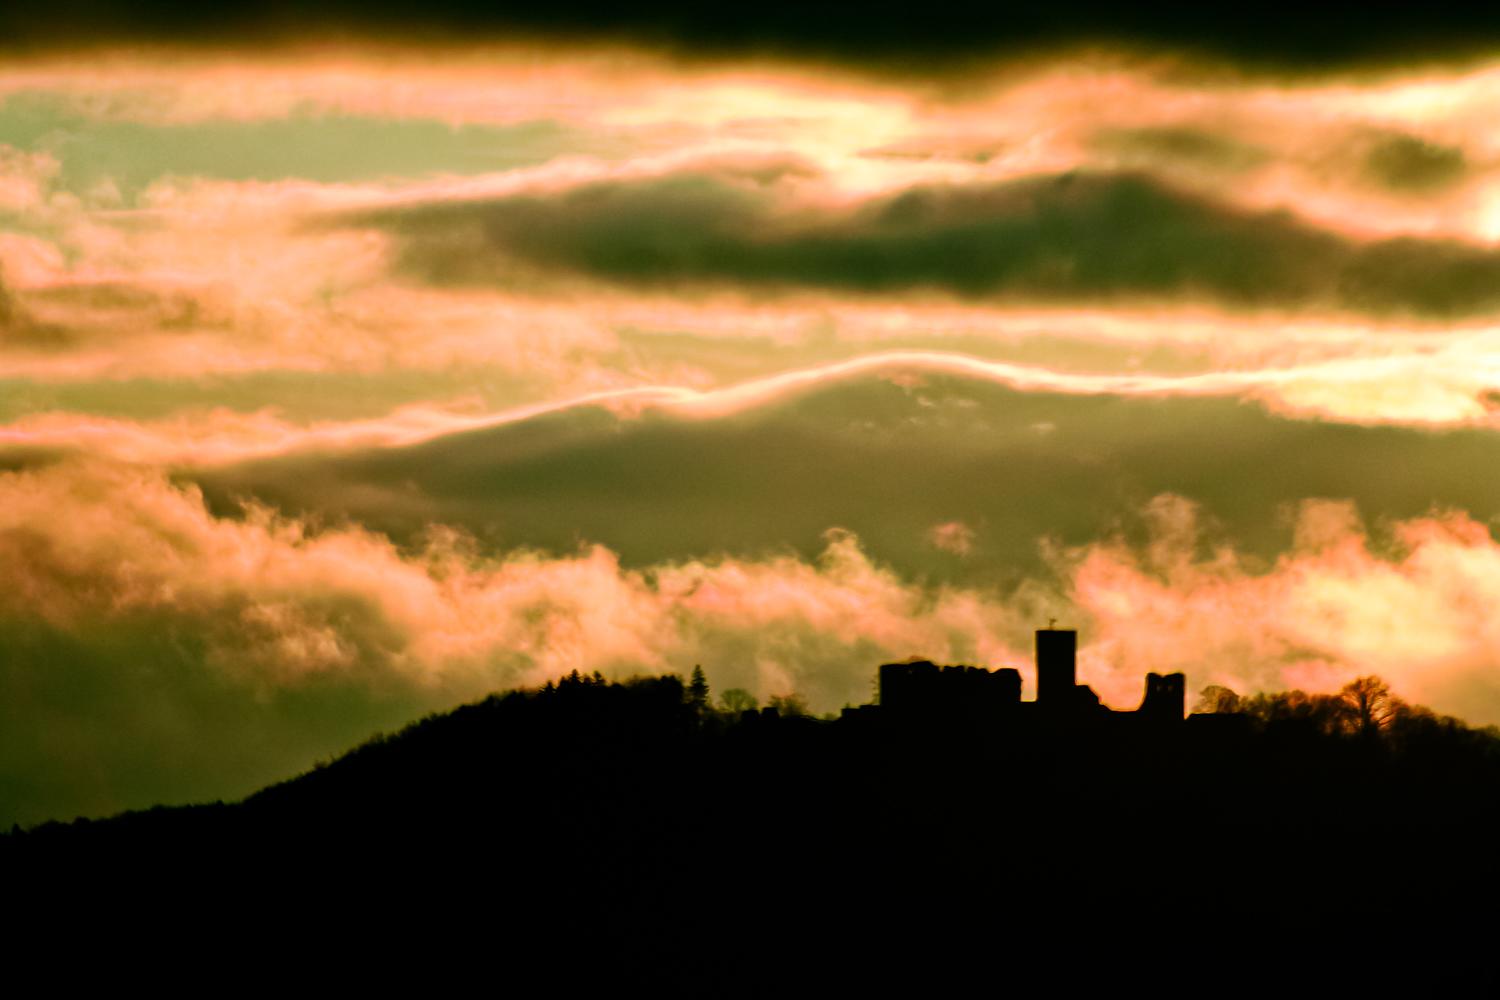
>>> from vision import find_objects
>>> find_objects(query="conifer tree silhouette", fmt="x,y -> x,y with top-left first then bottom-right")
688,665 -> 710,713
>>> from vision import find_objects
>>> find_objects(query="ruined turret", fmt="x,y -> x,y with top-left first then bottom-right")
1138,672 -> 1186,722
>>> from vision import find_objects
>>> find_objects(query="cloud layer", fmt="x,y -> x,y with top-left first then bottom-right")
8,457 -> 1500,827
189,366 -> 1500,594
0,459 -> 1033,824
372,166 -> 1500,318
6,46 -> 1500,824
4,4 -> 1500,71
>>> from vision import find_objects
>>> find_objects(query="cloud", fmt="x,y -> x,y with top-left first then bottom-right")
370,166 -> 1500,318
928,520 -> 975,555
8,59 -> 1500,397
10,34 -> 1500,830
1362,133 -> 1468,192
0,269 -> 22,331
9,342 -> 1500,488
0,265 -> 71,350
0,401 -> 504,466
1090,126 -> 1268,174
9,459 -> 1500,827
0,143 -> 57,211
0,459 -> 1046,825
190,361 -> 1500,610
3,4 -> 1500,73
1066,495 -> 1500,726
17,458 -> 1023,695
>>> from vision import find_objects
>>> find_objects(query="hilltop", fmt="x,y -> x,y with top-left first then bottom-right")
7,648 -> 1500,989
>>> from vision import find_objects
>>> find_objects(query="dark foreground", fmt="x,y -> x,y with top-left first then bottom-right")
6,673 -> 1500,991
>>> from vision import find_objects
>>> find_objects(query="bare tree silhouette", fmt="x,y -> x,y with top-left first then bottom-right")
1341,675 -> 1399,737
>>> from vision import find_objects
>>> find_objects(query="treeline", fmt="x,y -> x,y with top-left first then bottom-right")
1195,674 -> 1500,752
14,665 -> 1500,835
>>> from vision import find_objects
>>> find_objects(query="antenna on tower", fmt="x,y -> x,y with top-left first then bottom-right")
1047,617 -> 1057,630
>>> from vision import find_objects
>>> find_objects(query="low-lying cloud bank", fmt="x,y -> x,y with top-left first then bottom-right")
1067,495 -> 1500,722
5,459 -> 1500,825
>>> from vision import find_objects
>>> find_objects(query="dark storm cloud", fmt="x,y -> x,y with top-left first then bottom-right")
1363,133 -> 1468,192
0,270 -> 70,350
1091,127 -> 1268,173
3,3 -> 1500,72
0,273 -> 22,332
195,369 -> 1500,589
1,270 -> 201,352
367,167 -> 1500,318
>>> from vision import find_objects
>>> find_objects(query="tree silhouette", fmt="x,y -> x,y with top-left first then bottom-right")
720,688 -> 758,714
1340,676 -> 1398,737
1240,688 -> 1350,736
1194,685 -> 1242,714
688,665 -> 710,712
768,693 -> 808,717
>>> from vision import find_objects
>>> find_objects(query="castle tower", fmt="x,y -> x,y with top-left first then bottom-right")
1035,628 -> 1076,706
1139,672 -> 1186,722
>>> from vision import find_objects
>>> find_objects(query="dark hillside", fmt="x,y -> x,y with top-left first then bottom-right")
7,669 -> 1500,990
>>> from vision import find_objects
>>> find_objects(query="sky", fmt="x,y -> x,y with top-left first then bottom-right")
7,14 -> 1500,824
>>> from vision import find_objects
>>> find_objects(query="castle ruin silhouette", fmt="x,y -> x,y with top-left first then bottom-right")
870,627 -> 1185,724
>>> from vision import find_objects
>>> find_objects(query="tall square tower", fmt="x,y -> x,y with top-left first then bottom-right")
1035,628 -> 1077,706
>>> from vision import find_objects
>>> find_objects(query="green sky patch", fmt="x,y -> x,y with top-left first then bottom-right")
0,92 -> 625,200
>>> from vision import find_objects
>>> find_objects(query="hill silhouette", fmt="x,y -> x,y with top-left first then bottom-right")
7,639 -> 1500,990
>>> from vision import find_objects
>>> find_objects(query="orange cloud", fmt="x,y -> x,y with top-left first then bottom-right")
2,103 -> 1497,431
0,146 -> 59,213
5,461 -> 1500,723
1067,495 -> 1500,722
929,520 -> 975,556
0,461 -> 1038,707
